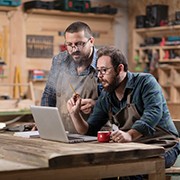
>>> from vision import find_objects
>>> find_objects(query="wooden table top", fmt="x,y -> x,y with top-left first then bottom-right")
0,133 -> 165,171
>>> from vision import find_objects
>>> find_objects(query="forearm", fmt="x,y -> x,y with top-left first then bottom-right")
41,86 -> 56,106
127,129 -> 143,141
69,111 -> 89,134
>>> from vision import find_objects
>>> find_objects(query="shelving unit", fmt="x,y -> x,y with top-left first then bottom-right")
133,25 -> 180,103
133,25 -> 180,64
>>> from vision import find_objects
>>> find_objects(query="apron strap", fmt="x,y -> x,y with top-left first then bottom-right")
108,90 -> 132,125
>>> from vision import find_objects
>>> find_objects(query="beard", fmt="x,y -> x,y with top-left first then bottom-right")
101,74 -> 120,93
71,50 -> 91,66
71,51 -> 82,64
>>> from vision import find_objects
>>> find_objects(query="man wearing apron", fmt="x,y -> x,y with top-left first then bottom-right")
67,46 -> 180,174
41,21 -> 99,133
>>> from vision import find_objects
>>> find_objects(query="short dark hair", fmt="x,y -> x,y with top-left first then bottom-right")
97,46 -> 128,72
64,21 -> 93,38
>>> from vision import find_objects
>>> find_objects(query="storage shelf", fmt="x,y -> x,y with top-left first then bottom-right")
135,25 -> 180,33
135,46 -> 160,50
136,46 -> 180,51
26,9 -> 115,20
0,6 -> 17,12
31,79 -> 47,82
159,59 -> 180,63
133,25 -> 180,103
162,46 -> 180,50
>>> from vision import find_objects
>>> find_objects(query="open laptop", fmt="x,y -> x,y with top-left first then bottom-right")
29,105 -> 97,143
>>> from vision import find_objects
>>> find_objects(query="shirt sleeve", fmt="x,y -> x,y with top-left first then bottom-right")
86,92 -> 110,136
41,54 -> 60,107
131,74 -> 165,136
41,86 -> 56,106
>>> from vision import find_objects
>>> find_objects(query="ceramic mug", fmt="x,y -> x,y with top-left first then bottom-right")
97,131 -> 111,143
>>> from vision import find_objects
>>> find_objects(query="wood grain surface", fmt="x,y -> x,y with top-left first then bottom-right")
0,133 -> 164,169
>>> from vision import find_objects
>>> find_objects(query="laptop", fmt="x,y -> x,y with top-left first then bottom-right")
29,105 -> 97,143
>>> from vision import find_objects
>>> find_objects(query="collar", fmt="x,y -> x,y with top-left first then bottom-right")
90,47 -> 98,70
124,71 -> 136,89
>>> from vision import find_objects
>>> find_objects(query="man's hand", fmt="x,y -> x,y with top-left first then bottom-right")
80,99 -> 96,114
67,94 -> 81,115
111,130 -> 132,143
111,129 -> 143,143
67,94 -> 89,134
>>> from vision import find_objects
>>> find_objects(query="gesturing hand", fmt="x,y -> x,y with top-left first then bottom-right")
67,94 -> 81,115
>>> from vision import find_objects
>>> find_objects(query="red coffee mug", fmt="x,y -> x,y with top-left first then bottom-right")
97,131 -> 111,143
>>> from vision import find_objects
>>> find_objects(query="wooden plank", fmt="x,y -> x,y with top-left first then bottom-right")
0,6 -> 17,12
0,157 -> 165,180
0,134 -> 164,168
0,83 -> 30,86
0,159 -> 37,171
26,9 -> 115,20
166,167 -> 180,174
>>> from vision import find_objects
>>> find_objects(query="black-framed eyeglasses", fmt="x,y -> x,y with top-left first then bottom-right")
65,38 -> 91,51
96,67 -> 113,75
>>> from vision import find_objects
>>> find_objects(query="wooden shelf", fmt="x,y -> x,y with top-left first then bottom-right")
0,6 -> 17,12
135,46 -> 160,50
31,79 -> 47,82
159,59 -> 180,63
135,25 -> 180,33
26,9 -> 115,20
162,45 -> 180,50
136,46 -> 180,50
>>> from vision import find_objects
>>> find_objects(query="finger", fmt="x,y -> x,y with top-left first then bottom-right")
31,125 -> 37,131
76,98 -> 82,108
111,131 -> 121,141
111,130 -> 119,138
67,99 -> 74,106
80,103 -> 91,110
73,93 -> 80,102
81,108 -> 91,114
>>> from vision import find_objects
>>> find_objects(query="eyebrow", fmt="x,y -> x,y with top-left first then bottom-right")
97,66 -> 107,69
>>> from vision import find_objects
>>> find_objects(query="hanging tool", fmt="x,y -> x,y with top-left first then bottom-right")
13,66 -> 23,99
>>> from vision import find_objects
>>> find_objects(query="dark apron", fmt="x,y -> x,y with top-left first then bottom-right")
56,64 -> 98,133
109,92 -> 178,150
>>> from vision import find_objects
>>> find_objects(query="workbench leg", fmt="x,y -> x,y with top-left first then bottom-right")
148,158 -> 165,180
148,173 -> 165,180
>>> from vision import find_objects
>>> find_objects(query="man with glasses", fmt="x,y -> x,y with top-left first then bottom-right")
67,46 -> 180,177
41,21 -> 100,133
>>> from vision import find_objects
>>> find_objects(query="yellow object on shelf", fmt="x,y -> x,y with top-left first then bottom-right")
13,66 -> 22,99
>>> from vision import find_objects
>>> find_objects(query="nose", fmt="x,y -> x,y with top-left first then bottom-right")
71,45 -> 78,52
97,72 -> 103,78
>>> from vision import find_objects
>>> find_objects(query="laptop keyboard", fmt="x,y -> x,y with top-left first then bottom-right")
68,136 -> 84,143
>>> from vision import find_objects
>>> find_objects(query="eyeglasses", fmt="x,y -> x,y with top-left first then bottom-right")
65,38 -> 91,51
96,67 -> 113,75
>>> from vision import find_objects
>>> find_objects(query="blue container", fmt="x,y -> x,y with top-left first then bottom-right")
0,0 -> 21,6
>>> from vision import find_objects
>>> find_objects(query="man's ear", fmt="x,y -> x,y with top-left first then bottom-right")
89,37 -> 95,45
117,64 -> 124,73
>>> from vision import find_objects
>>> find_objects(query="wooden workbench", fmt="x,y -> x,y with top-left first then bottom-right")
0,133 -> 165,180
